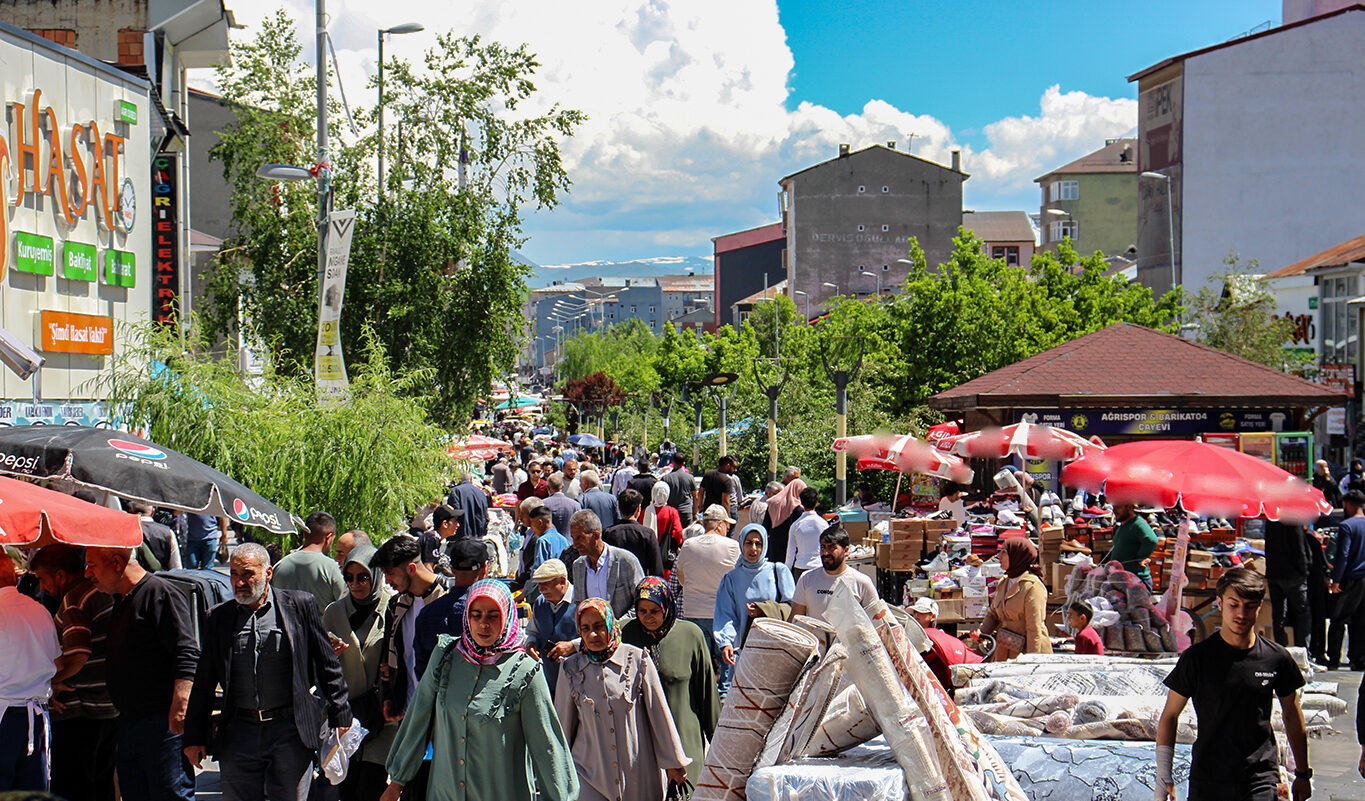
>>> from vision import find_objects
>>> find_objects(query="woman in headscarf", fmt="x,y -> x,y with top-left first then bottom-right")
621,578 -> 718,792
556,598 -> 691,801
971,539 -> 1052,661
381,580 -> 577,801
714,524 -> 796,668
763,478 -> 807,563
322,544 -> 396,800
647,481 -> 685,577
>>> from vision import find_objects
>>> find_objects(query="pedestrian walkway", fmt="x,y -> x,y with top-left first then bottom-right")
1305,668 -> 1364,800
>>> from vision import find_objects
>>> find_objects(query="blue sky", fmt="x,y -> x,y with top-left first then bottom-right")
221,0 -> 1285,266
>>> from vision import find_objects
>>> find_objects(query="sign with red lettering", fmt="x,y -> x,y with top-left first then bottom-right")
151,153 -> 179,324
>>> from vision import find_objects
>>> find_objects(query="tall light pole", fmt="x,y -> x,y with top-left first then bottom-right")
1141,171 -> 1176,293
377,22 -> 425,203
858,265 -> 881,298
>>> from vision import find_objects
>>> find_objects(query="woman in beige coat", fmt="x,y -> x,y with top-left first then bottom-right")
555,597 -> 690,801
321,544 -> 396,800
973,538 -> 1052,661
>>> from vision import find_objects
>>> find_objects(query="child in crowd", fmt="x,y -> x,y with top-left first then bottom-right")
1068,600 -> 1105,655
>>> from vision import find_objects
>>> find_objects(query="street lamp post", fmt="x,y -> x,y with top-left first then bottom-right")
703,372 -> 739,458
858,266 -> 881,298
377,22 -> 425,203
793,290 -> 809,321
1141,171 -> 1176,293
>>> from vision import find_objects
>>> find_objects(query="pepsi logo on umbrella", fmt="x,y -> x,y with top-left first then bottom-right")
108,439 -> 168,460
232,498 -> 252,522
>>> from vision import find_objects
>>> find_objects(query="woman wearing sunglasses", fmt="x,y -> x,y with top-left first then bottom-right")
321,544 -> 395,800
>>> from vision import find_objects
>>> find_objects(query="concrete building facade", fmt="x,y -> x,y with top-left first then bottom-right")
1034,138 -> 1138,260
1128,6 -> 1365,297
781,144 -> 967,310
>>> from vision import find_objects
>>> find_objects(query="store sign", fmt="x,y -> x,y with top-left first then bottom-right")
13,232 -> 54,275
116,99 -> 137,125
103,250 -> 135,288
37,310 -> 114,355
151,154 -> 179,323
1017,408 -> 1295,436
1327,407 -> 1347,436
0,87 -> 133,278
1319,364 -> 1355,398
63,242 -> 97,281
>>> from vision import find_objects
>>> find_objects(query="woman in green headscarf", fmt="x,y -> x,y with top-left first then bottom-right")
621,577 -> 718,791
557,597 -> 691,801
321,544 -> 394,800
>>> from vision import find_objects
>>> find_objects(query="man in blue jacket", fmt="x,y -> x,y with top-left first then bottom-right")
525,559 -> 577,694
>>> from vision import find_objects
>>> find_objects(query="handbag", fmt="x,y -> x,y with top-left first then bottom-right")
994,627 -> 1026,654
666,777 -> 695,801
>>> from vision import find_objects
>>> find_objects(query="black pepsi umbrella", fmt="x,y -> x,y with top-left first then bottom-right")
0,426 -> 298,535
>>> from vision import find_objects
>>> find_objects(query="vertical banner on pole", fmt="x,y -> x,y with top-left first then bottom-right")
315,209 -> 355,403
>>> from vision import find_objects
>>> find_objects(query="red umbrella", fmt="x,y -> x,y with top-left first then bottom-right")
832,434 -> 974,483
448,435 -> 512,462
936,421 -> 1103,461
0,476 -> 143,548
1061,439 -> 1331,523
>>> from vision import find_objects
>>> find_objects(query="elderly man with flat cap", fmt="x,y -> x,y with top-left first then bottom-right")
524,559 -> 578,694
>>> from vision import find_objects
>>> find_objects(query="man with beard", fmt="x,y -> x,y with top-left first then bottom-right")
789,525 -> 877,622
183,544 -> 352,801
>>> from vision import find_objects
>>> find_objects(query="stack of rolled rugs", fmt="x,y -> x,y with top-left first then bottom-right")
693,585 -> 1027,801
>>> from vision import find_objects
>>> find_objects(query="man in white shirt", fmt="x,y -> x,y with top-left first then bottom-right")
0,552 -> 61,791
791,526 -> 878,623
675,505 -> 741,690
610,457 -> 638,496
786,487 -> 826,578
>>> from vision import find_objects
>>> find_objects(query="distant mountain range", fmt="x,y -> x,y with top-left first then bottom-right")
524,255 -> 713,288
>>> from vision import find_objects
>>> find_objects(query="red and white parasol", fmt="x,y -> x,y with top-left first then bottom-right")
832,434 -> 974,483
447,435 -> 512,462
935,421 -> 1104,461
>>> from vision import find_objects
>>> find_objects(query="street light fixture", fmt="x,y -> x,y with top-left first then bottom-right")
255,164 -> 315,182
377,22 -> 426,203
1141,171 -> 1177,294
858,265 -> 882,298
702,372 -> 740,457
793,290 -> 809,321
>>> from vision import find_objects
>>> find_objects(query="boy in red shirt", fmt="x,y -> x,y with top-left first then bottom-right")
1069,600 -> 1105,655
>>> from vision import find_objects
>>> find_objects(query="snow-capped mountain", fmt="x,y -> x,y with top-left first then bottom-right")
526,255 -> 713,288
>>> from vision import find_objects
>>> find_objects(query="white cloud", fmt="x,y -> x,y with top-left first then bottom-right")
200,0 -> 1136,262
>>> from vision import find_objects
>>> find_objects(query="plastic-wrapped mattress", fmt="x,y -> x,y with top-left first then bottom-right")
745,734 -> 1195,801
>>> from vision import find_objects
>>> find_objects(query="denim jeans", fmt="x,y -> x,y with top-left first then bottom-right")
0,706 -> 47,792
218,716 -> 315,801
686,617 -> 733,694
183,539 -> 218,570
115,714 -> 194,801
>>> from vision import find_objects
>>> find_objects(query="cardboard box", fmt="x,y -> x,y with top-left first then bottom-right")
937,598 -> 966,622
1051,561 -> 1078,595
963,596 -> 989,619
876,544 -> 921,571
843,520 -> 870,541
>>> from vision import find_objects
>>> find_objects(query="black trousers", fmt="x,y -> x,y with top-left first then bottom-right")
1269,577 -> 1311,648
50,716 -> 117,801
1327,576 -> 1365,666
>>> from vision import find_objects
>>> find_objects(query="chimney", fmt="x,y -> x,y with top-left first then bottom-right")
951,150 -> 961,172
838,144 -> 850,158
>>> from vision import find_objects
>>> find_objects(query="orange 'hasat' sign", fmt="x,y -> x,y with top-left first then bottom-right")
38,310 -> 114,355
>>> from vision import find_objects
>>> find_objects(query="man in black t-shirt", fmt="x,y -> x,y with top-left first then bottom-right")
699,456 -> 737,514
1157,567 -> 1310,801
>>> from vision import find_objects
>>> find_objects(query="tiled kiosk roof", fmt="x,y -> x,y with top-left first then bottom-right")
929,323 -> 1345,411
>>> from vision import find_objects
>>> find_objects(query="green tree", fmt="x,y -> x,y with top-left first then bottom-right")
203,16 -> 585,425
1188,256 -> 1308,372
100,320 -> 450,546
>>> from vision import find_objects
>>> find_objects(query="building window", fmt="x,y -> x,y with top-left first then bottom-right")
1322,275 -> 1360,363
858,185 -> 866,193
881,224 -> 889,232
1049,180 -> 1079,202
857,224 -> 865,232
989,246 -> 1021,266
1048,220 -> 1079,241
882,185 -> 889,193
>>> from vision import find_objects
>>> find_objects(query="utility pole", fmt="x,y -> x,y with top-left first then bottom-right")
315,0 -> 330,294
820,337 -> 865,506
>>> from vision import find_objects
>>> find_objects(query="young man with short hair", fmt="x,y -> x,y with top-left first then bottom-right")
1157,567 -> 1310,801
271,510 -> 348,609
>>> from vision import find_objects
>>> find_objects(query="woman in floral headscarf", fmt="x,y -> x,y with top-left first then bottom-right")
622,577 -> 718,789
382,579 -> 578,801
556,597 -> 691,801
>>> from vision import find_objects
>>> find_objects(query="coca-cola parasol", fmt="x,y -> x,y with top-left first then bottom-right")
935,421 -> 1103,461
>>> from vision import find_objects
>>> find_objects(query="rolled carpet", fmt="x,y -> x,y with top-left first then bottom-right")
694,618 -> 820,801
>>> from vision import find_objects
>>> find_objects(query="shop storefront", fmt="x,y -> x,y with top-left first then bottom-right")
929,323 -> 1345,484
1,23 -> 150,424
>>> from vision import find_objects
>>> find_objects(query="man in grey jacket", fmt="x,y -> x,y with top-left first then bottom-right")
568,509 -> 644,618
